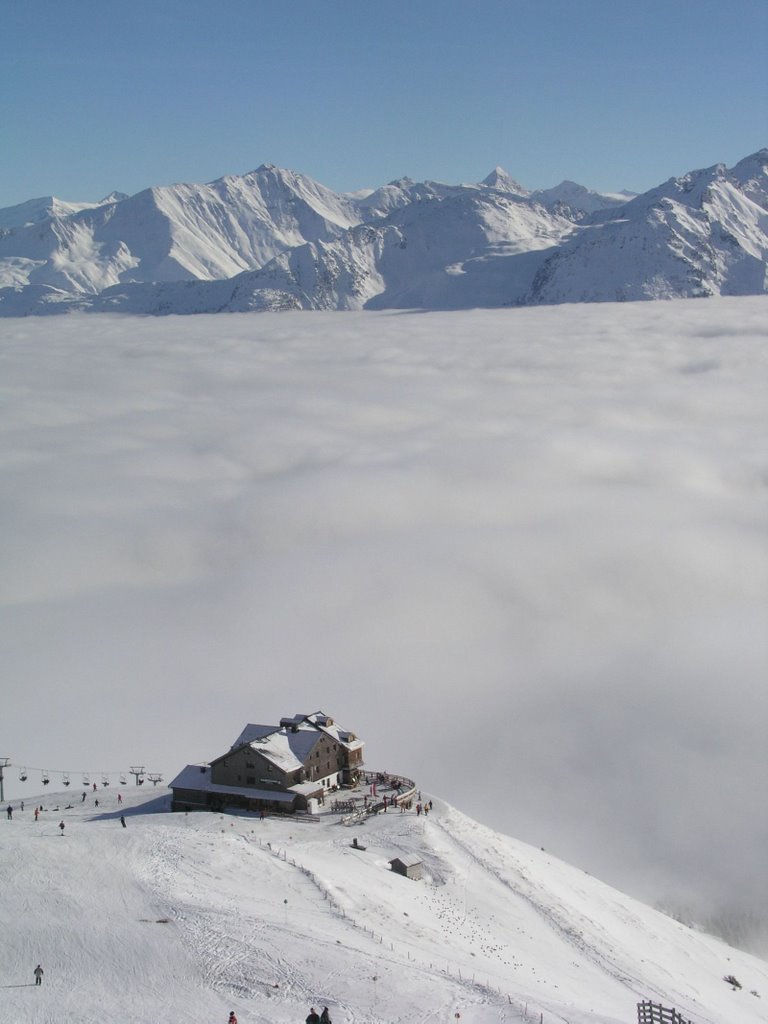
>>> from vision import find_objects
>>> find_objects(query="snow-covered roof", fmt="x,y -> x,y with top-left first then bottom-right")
229,712 -> 363,767
248,725 -> 321,772
289,781 -> 325,796
389,854 -> 423,868
305,711 -> 365,752
168,764 -> 296,803
230,723 -> 275,748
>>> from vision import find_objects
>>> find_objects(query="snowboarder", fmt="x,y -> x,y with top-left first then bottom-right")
306,1008 -> 320,1024
6,805 -> 12,820
34,964 -> 44,986
320,1008 -> 332,1024
58,820 -> 65,835
120,815 -> 126,828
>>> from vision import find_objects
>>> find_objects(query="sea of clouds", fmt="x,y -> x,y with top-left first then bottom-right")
1,298 -> 766,939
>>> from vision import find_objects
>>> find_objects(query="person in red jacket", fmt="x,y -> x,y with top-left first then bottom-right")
228,1013 -> 237,1024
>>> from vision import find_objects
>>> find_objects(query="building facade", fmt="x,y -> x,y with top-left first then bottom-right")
170,711 -> 364,814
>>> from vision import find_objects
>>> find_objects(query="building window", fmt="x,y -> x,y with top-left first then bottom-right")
246,776 -> 255,785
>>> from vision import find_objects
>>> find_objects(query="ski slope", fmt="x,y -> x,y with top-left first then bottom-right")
3,787 -> 766,1024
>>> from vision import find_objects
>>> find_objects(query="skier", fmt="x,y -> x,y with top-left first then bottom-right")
228,1013 -> 237,1024
34,964 -> 44,986
34,807 -> 39,822
6,805 -> 12,820
117,793 -> 122,805
120,815 -> 126,828
306,1008 -> 320,1024
81,791 -> 86,803
320,1008 -> 332,1024
58,820 -> 65,836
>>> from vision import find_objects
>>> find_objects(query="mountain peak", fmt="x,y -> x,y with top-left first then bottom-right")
481,166 -> 527,194
99,191 -> 129,205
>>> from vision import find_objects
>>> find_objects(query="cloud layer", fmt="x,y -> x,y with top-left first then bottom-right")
1,299 -> 766,927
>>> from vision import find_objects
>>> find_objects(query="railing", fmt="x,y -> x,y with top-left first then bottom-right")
637,1001 -> 694,1024
337,771 -> 417,825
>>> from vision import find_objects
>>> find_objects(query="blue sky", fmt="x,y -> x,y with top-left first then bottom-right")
1,0 -> 766,207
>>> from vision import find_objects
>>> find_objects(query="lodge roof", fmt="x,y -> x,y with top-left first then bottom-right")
229,712 -> 364,771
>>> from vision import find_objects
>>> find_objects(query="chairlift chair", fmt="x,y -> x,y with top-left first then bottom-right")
82,773 -> 90,786
119,774 -> 127,785
19,768 -> 28,782
42,770 -> 50,785
102,775 -> 109,787
63,773 -> 70,786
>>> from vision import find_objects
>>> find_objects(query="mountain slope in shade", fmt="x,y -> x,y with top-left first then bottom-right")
1,786 -> 766,1024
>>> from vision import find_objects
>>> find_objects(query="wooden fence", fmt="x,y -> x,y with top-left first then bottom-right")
637,1001 -> 694,1024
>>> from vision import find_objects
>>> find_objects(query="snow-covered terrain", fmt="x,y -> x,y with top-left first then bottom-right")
3,785 -> 766,1024
0,165 -> 360,300
1,150 -> 763,315
0,192 -> 128,231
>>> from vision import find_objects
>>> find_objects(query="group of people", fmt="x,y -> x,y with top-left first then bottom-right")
226,1006 -> 331,1024
306,1009 -> 332,1024
7,802 -> 127,830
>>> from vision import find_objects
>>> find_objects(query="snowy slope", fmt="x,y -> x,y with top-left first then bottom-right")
0,165 -> 361,295
0,193 -> 127,230
3,787 -> 766,1024
527,153 -> 768,304
0,151 -> 765,316
530,180 -> 631,218
1,189 -> 575,315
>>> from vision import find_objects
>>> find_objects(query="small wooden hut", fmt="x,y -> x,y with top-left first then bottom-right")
389,854 -> 423,880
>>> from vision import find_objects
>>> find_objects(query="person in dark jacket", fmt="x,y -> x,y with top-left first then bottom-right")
34,965 -> 44,986
306,1009 -> 320,1024
320,1008 -> 332,1023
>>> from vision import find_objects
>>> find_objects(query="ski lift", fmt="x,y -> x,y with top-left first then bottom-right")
119,774 -> 127,786
101,775 -> 110,787
19,767 -> 28,782
82,773 -> 90,786
63,773 -> 70,787
42,770 -> 50,785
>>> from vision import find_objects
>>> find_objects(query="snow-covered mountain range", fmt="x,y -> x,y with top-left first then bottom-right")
4,785 -> 766,1024
0,151 -> 765,315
